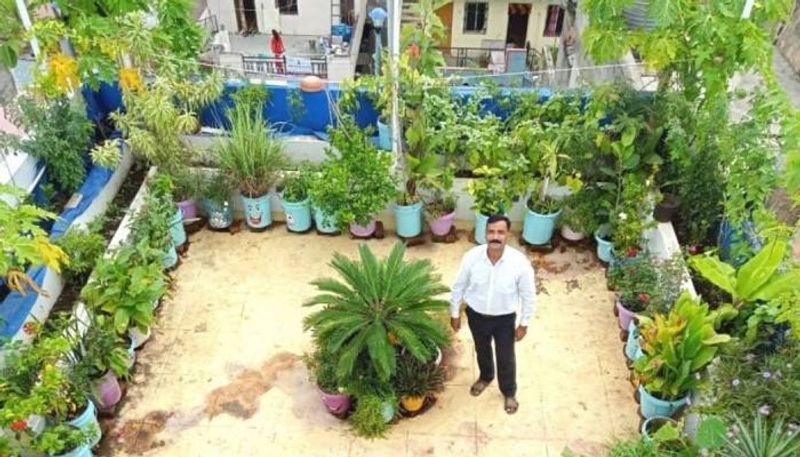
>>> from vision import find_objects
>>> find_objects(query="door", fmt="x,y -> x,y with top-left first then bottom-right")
435,2 -> 453,48
234,0 -> 258,33
506,3 -> 531,48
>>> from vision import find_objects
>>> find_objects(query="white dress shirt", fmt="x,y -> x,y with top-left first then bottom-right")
450,244 -> 537,326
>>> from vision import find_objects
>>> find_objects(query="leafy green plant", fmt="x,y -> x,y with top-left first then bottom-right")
278,163 -> 315,203
308,119 -> 396,229
81,243 -> 166,335
56,225 -> 107,285
304,344 -> 343,394
608,251 -> 685,315
215,100 -> 287,197
231,84 -> 271,115
349,394 -> 390,439
467,166 -> 519,216
28,423 -> 93,456
0,184 -> 69,294
721,415 -> 800,457
0,95 -> 93,194
634,293 -> 732,401
129,174 -> 176,252
393,351 -> 445,399
303,243 -> 449,382
201,172 -> 234,206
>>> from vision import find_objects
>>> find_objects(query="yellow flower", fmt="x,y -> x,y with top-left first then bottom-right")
48,54 -> 79,92
119,67 -> 144,92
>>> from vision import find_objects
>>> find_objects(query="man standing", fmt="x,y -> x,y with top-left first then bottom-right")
450,215 -> 536,414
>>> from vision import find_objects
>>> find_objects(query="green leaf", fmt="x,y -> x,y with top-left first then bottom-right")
752,269 -> 800,302
695,416 -> 727,449
690,255 -> 737,297
735,240 -> 786,299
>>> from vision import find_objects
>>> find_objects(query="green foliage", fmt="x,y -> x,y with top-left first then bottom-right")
231,84 -> 271,116
278,163 -> 315,203
303,243 -> 449,383
701,341 -> 800,424
215,100 -> 287,197
304,344 -> 343,394
0,184 -> 69,294
721,415 -> 800,457
128,175 -> 176,252
81,243 -> 166,335
349,394 -> 390,439
393,351 -> 445,399
0,95 -> 93,194
56,224 -> 107,284
201,172 -> 234,205
28,423 -> 94,456
635,293 -> 731,400
308,119 -> 396,228
608,251 -> 684,314
467,166 -> 522,216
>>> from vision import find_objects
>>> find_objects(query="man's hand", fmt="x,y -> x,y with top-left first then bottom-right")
515,325 -> 527,341
451,317 -> 461,332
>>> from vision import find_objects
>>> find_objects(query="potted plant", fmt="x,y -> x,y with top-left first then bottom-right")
308,119 -> 396,237
634,293 -> 731,419
79,314 -> 130,411
278,163 -> 315,233
303,242 -> 449,390
26,423 -> 94,457
466,166 -> 519,245
201,172 -> 235,230
393,351 -> 445,414
0,184 -> 69,295
304,345 -> 350,417
131,174 -> 182,268
215,101 -> 287,231
81,243 -> 166,347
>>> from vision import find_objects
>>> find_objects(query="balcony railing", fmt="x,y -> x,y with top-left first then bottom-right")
437,46 -> 547,73
242,55 -> 328,79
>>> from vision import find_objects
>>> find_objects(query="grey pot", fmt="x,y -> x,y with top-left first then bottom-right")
624,0 -> 658,31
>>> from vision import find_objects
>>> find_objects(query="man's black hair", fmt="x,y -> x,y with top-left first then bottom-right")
486,214 -> 511,230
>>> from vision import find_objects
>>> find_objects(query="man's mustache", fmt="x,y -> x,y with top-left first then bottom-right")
489,240 -> 502,244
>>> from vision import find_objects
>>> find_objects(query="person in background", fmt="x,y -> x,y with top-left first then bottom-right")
271,29 -> 286,74
450,215 -> 537,415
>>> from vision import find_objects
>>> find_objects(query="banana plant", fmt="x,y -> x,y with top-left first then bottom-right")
690,240 -> 800,339
634,293 -> 731,401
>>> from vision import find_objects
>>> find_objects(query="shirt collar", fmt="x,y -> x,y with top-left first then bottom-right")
483,244 -> 508,264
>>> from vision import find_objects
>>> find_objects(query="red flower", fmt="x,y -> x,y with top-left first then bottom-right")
10,420 -> 27,432
23,321 -> 38,336
626,247 -> 639,258
639,293 -> 651,304
408,43 -> 420,59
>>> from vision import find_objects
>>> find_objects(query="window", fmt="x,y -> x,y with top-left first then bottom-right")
464,2 -> 488,33
276,0 -> 298,15
543,5 -> 564,37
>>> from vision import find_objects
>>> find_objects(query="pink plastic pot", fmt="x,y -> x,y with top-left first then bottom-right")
430,211 -> 456,236
616,298 -> 638,331
177,199 -> 198,220
91,371 -> 122,409
349,220 -> 376,237
320,391 -> 351,416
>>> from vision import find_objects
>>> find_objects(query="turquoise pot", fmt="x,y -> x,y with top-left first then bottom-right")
205,199 -> 233,229
638,386 -> 689,419
314,207 -> 338,233
282,197 -> 312,232
625,321 -> 644,361
163,243 -> 178,270
68,400 -> 101,448
377,120 -> 391,151
381,402 -> 395,423
595,231 -> 614,263
394,202 -> 423,238
55,444 -> 92,457
242,194 -> 272,229
522,208 -> 562,245
169,208 -> 186,246
474,213 -> 489,244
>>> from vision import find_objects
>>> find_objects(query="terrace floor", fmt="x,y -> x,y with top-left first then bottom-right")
98,227 -> 638,456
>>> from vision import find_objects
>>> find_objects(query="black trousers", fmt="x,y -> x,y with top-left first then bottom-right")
466,306 -> 517,397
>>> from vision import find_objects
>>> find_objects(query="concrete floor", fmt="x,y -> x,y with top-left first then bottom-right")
99,227 -> 638,456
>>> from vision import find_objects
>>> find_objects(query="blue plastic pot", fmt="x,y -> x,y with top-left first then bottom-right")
377,120 -> 391,151
394,202 -> 423,238
163,243 -> 178,270
68,400 -> 101,448
205,200 -> 233,229
381,401 -> 395,423
719,219 -> 763,266
55,444 -> 92,457
282,197 -> 312,232
314,207 -> 338,233
595,231 -> 614,263
625,321 -> 643,361
242,194 -> 272,229
638,386 -> 689,419
474,212 -> 489,245
522,208 -> 562,245
169,208 -> 186,246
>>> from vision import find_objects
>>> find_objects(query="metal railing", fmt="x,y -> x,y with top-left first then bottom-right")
437,46 -> 548,72
242,55 -> 328,78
